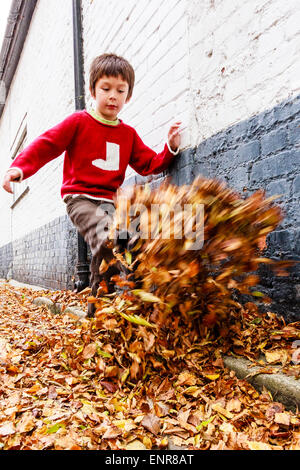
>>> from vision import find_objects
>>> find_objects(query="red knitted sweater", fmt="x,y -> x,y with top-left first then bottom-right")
9,110 -> 177,201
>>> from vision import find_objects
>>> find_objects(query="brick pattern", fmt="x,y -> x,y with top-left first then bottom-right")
0,0 -> 74,247
82,0 -> 191,178
0,242 -> 13,279
0,0 -> 298,320
10,215 -> 78,290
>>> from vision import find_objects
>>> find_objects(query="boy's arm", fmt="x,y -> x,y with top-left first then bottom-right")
6,113 -> 79,183
2,168 -> 23,194
129,124 -> 181,177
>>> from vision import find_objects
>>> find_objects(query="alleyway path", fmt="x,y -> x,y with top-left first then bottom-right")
0,281 -> 299,450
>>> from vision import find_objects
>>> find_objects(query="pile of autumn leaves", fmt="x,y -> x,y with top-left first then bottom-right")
86,176 -> 291,383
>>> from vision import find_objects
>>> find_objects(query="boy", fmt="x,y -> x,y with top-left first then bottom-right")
2,53 -> 182,316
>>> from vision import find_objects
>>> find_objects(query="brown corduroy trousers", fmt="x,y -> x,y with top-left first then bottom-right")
64,195 -> 123,296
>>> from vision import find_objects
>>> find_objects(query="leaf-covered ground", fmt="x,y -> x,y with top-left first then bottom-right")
0,281 -> 299,451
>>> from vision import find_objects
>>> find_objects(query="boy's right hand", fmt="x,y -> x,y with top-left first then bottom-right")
2,169 -> 21,194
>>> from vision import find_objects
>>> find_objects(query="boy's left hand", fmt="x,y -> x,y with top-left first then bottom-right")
168,121 -> 182,152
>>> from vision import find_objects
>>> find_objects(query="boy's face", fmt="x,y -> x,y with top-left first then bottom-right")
90,75 -> 130,121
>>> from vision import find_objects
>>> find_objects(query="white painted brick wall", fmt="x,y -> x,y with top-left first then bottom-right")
187,0 -> 300,145
0,0 -> 74,245
0,0 -> 299,249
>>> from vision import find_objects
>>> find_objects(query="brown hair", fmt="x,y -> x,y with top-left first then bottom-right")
89,53 -> 135,100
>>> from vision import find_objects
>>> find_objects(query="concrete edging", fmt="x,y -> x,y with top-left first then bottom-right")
32,296 -> 87,319
223,356 -> 300,412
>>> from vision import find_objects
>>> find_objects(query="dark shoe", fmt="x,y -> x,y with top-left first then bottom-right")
87,302 -> 96,318
115,230 -> 131,253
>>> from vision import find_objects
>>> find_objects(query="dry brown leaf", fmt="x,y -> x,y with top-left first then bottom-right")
226,398 -> 242,413
102,426 -> 123,439
125,440 -> 147,450
0,422 -> 16,436
16,412 -> 36,433
212,403 -> 234,420
274,413 -> 291,427
82,343 -> 97,359
176,371 -> 197,387
141,413 -> 161,435
265,349 -> 289,365
248,441 -> 273,450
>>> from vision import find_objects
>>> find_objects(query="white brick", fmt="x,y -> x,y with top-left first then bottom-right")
0,0 -> 74,244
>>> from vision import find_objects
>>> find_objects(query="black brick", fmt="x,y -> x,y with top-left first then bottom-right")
273,97 -> 300,123
266,179 -> 290,199
236,140 -> 260,163
177,148 -> 195,169
293,175 -> 300,194
227,166 -> 249,192
261,129 -> 288,156
288,118 -> 300,146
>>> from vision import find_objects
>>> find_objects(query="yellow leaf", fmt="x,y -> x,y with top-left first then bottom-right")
99,259 -> 108,273
125,250 -> 132,265
204,374 -> 220,381
160,437 -> 168,448
211,403 -> 234,419
142,436 -> 152,449
183,386 -> 198,394
131,290 -> 162,303
119,311 -> 156,328
265,349 -> 288,364
257,341 -> 268,350
121,368 -> 129,383
27,383 -> 42,394
248,441 -> 272,450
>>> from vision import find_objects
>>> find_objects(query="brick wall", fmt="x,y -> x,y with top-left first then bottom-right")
0,242 -> 13,280
10,214 -> 78,290
186,0 -> 300,147
0,0 -> 75,247
169,93 -> 299,321
82,0 -> 191,167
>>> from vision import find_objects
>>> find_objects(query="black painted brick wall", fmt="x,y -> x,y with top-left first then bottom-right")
0,242 -> 13,279
10,215 -> 78,290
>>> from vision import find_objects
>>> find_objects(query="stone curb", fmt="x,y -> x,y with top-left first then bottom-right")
32,297 -> 62,315
32,297 -> 87,319
223,356 -> 300,412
